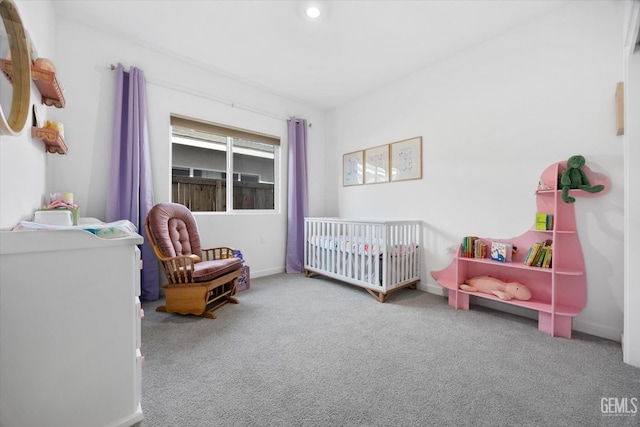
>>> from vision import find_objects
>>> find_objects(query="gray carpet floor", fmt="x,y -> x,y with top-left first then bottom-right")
140,273 -> 640,427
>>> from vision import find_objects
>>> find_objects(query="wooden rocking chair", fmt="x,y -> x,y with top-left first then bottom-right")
145,202 -> 243,319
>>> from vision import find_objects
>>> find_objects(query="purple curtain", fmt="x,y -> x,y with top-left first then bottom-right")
107,63 -> 159,300
286,118 -> 309,273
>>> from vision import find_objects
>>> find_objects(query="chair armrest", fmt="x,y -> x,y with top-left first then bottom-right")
202,247 -> 235,261
156,253 -> 200,284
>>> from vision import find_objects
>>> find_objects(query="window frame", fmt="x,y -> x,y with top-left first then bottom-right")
170,115 -> 280,214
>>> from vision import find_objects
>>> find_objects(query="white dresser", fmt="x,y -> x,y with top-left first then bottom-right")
0,228 -> 144,427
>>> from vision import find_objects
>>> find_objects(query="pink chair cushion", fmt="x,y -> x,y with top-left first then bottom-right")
147,203 -> 202,257
193,257 -> 242,282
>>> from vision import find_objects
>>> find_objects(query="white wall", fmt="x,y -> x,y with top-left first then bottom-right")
327,1 -> 626,341
39,13 -> 327,278
0,1 -> 55,229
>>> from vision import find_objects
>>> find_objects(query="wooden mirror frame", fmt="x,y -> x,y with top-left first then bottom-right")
0,0 -> 30,135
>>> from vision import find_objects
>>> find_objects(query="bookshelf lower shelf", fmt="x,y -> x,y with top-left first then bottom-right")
553,304 -> 582,317
441,282 -> 579,338
438,276 -> 556,313
458,289 -> 553,313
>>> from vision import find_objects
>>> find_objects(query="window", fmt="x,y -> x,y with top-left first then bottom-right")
170,115 -> 279,212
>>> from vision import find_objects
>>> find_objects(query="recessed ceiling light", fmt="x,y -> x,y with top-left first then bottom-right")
306,6 -> 321,19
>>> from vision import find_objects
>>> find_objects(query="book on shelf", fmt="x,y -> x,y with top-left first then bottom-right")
542,244 -> 553,268
524,239 -> 553,268
524,242 -> 541,265
460,236 -> 478,258
473,239 -> 487,259
535,213 -> 553,230
491,241 -> 513,263
528,242 -> 544,266
535,246 -> 547,267
533,243 -> 546,266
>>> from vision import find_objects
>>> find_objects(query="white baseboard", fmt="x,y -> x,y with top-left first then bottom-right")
252,267 -> 285,279
419,282 -> 446,296
573,318 -> 622,342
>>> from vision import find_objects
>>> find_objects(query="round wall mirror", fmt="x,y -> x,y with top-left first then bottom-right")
0,0 -> 30,136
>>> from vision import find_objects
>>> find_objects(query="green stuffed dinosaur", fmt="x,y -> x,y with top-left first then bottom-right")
560,155 -> 605,203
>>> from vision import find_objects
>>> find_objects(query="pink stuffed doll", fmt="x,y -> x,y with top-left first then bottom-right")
459,275 -> 531,301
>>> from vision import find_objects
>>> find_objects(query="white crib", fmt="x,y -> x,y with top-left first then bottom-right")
304,217 -> 421,302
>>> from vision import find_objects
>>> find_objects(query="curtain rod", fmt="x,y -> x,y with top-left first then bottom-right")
109,63 -> 311,126
288,118 -> 312,127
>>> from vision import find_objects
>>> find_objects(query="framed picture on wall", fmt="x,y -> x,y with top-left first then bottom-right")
391,137 -> 422,182
365,144 -> 390,184
343,150 -> 364,186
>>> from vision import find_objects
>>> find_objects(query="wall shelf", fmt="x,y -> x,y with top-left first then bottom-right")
0,59 -> 66,108
31,65 -> 65,108
431,161 -> 610,338
31,126 -> 67,154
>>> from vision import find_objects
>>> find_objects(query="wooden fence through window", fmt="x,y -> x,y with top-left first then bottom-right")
172,176 -> 274,211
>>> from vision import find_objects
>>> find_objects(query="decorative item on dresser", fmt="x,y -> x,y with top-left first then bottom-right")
304,217 -> 421,302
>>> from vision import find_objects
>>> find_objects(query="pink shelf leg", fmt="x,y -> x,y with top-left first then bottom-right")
538,312 -> 572,338
448,290 -> 470,310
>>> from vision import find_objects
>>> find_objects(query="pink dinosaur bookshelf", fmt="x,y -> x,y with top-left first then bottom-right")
431,160 -> 610,338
